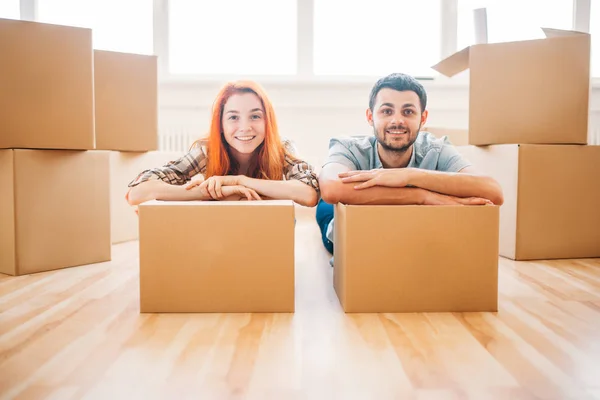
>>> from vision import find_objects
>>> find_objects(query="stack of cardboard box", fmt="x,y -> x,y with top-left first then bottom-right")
0,18 -> 180,276
93,49 -> 182,245
432,28 -> 600,261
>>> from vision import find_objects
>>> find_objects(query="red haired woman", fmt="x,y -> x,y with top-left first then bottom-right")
126,81 -> 319,207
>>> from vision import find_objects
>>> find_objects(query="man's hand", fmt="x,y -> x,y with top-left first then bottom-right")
220,185 -> 262,201
339,169 -> 413,189
186,175 -> 241,199
423,191 -> 493,206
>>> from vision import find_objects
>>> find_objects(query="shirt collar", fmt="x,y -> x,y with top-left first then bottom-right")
374,143 -> 417,169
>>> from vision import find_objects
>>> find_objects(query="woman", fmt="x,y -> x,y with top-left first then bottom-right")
126,81 -> 319,207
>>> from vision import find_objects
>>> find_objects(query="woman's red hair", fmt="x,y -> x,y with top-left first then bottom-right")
192,81 -> 294,180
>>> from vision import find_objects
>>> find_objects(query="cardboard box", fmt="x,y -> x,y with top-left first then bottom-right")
138,200 -> 295,313
432,28 -> 590,146
110,150 -> 184,244
333,204 -> 499,313
0,150 -> 111,276
94,50 -> 158,151
459,144 -> 600,260
0,18 -> 94,150
423,127 -> 469,146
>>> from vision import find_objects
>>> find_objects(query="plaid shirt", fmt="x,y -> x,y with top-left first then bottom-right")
128,139 -> 320,194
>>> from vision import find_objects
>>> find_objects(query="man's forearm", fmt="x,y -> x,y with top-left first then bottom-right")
321,180 -> 425,205
408,169 -> 503,205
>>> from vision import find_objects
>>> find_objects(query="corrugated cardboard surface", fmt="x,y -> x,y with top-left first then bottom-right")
516,145 -> 600,260
0,151 -> 16,275
94,50 -> 158,151
333,204 -> 499,313
139,200 -> 295,313
10,150 -> 111,275
110,150 -> 183,244
459,144 -> 600,260
433,30 -> 590,146
0,19 -> 94,150
423,127 -> 469,146
333,201 -> 347,307
469,36 -> 589,145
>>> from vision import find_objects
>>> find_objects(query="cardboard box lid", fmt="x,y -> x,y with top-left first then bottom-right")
431,28 -> 590,77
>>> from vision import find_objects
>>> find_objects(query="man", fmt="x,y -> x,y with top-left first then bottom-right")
316,73 -> 504,258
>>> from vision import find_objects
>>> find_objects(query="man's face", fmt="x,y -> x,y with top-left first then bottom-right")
367,88 -> 428,153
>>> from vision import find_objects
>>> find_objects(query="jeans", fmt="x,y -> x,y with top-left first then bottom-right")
315,198 -> 334,254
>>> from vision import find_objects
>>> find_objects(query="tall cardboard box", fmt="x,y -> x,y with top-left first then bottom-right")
94,50 -> 158,151
110,150 -> 183,244
432,28 -> 590,146
138,200 -> 295,313
0,150 -> 111,276
459,144 -> 600,260
334,204 -> 499,313
0,18 -> 94,150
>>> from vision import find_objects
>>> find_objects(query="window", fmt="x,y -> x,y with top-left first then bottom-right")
0,0 -> 19,20
37,0 -> 153,55
168,0 -> 297,75
591,0 -> 600,77
458,0 -> 573,49
313,0 -> 441,77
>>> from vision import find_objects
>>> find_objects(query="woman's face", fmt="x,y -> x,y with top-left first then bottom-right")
221,92 -> 266,156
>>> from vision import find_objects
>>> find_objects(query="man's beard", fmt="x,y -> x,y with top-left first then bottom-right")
375,123 -> 421,153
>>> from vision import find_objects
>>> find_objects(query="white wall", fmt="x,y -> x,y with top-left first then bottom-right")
158,80 -> 600,170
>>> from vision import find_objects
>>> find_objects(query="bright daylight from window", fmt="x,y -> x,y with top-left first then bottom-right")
458,0 -> 573,49
591,0 -> 600,78
313,0 -> 441,77
0,0 -> 19,19
168,0 -> 297,75
37,0 -> 153,55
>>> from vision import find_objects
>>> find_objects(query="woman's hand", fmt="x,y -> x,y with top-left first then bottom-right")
220,185 -> 262,201
185,175 -> 241,199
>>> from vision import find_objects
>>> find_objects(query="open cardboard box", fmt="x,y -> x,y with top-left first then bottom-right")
432,28 -> 590,146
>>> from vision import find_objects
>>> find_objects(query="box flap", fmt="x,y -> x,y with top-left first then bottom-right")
430,46 -> 470,77
542,27 -> 589,38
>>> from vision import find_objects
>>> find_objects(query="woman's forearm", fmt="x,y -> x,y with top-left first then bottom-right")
126,180 -> 212,206
239,177 -> 318,207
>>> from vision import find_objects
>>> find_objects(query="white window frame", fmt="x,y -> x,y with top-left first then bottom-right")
14,0 -> 600,86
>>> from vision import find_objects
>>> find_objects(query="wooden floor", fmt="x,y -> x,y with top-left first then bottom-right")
1,213 -> 600,400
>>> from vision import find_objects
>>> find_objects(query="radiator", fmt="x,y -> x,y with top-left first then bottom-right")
158,126 -> 198,153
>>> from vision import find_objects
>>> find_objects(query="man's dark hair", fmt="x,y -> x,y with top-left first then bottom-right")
368,73 -> 427,113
